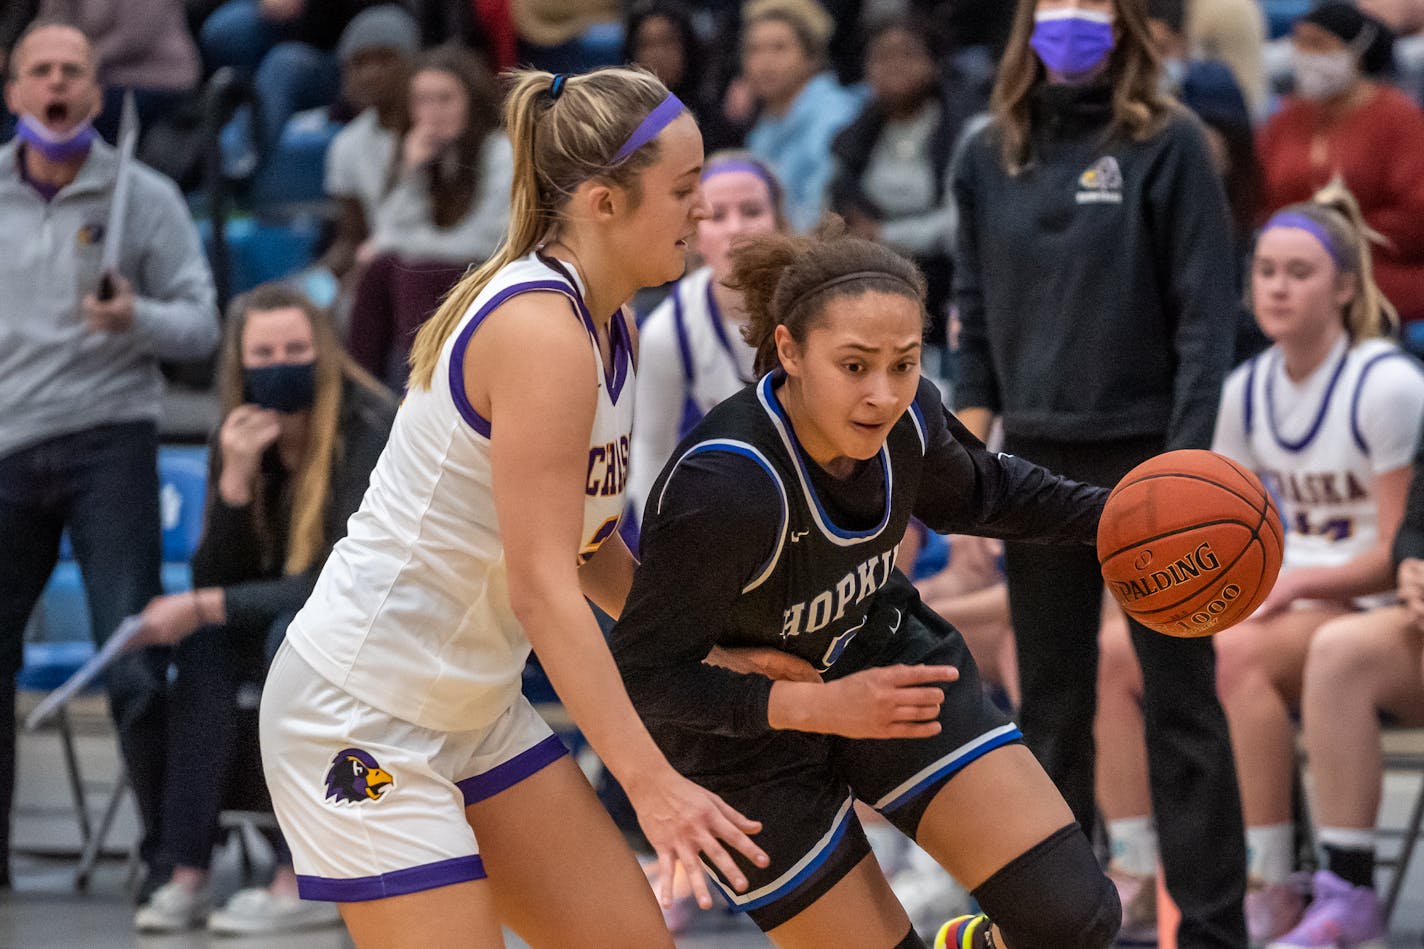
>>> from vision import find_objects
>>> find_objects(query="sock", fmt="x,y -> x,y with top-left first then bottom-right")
1107,816 -> 1158,877
1246,823 -> 1294,885
1318,826 -> 1376,889
935,914 -> 994,949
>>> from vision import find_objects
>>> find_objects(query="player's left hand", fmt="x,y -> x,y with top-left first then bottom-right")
82,273 -> 136,333
625,767 -> 768,911
705,645 -> 822,683
1398,557 -> 1424,627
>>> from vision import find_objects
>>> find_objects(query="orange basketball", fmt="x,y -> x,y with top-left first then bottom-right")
1098,449 -> 1283,638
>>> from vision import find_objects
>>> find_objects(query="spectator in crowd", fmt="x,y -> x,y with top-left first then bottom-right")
740,0 -> 860,232
512,0 -> 622,74
1187,0 -> 1268,118
950,0 -> 1246,945
199,0 -> 376,175
4,0 -> 202,141
0,20 -> 219,889
624,1 -> 738,152
1147,0 -> 1268,363
627,151 -> 784,528
345,44 -> 512,389
1360,0 -> 1424,100
1290,420 -> 1424,949
1258,3 -> 1424,338
1095,182 -> 1424,948
320,4 -> 420,282
829,15 -> 968,355
129,284 -> 395,934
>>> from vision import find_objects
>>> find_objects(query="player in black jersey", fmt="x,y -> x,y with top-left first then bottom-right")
610,227 -> 1122,949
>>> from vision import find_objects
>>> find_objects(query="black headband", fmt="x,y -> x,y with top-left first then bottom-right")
786,271 -> 919,315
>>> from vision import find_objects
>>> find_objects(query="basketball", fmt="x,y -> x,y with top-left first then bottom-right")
1098,449 -> 1283,638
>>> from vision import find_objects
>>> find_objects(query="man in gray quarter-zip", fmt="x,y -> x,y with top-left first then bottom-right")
0,19 -> 218,893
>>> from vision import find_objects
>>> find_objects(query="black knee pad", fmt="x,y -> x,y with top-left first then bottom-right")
971,823 -> 1120,949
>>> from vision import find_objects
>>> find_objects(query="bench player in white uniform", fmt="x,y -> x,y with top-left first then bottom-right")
260,67 -> 768,949
628,153 -> 785,527
1094,182 -> 1424,948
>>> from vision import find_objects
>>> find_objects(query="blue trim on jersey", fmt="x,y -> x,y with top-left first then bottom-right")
908,400 -> 927,455
540,254 -> 633,403
448,280 -> 574,436
709,797 -> 856,912
456,734 -> 568,805
660,439 -> 789,592
297,855 -> 486,903
1349,349 -> 1421,455
874,723 -> 1023,813
756,374 -> 893,545
1265,344 -> 1351,453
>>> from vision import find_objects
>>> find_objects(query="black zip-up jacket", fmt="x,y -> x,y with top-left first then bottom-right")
951,83 -> 1237,451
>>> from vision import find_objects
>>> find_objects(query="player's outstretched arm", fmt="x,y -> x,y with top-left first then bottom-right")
470,295 -> 768,908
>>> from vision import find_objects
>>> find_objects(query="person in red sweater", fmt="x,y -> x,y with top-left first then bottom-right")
1259,2 -> 1424,336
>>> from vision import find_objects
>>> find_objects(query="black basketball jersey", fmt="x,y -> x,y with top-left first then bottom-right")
611,372 -> 1106,745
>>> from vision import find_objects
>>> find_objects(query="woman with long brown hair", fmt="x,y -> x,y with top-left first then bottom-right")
131,283 -> 396,935
950,0 -> 1247,945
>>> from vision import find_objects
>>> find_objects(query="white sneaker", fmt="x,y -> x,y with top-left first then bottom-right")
134,880 -> 212,932
207,886 -> 341,935
890,846 -> 971,938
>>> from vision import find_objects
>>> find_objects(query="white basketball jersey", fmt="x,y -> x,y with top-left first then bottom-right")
1213,336 -> 1424,582
285,252 -> 636,731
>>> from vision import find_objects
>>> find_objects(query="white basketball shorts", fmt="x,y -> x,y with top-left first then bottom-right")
260,640 -> 566,902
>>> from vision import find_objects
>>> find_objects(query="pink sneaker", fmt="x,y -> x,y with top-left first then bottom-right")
1246,876 -> 1308,947
1266,870 -> 1386,949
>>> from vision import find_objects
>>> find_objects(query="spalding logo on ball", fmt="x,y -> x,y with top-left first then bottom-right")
1098,449 -> 1283,637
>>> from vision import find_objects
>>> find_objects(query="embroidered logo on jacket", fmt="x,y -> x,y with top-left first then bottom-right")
1076,156 -> 1123,204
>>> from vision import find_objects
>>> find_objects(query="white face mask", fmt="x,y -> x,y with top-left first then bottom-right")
1292,47 -> 1358,101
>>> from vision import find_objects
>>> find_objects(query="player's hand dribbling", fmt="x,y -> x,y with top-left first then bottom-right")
774,664 -> 958,739
625,768 -> 768,910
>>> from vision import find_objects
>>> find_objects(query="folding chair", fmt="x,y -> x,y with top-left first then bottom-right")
1379,727 -> 1424,927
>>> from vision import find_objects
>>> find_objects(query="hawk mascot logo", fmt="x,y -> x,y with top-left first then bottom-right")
323,748 -> 394,804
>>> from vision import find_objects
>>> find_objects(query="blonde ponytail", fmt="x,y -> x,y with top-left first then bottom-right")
1309,178 -> 1397,340
408,66 -> 675,389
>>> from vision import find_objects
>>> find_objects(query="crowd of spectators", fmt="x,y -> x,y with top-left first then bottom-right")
4,0 -> 1424,945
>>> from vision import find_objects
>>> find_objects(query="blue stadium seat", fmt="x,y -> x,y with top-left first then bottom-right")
159,445 -> 208,594
1262,0 -> 1313,39
199,216 -> 323,298
250,109 -> 341,208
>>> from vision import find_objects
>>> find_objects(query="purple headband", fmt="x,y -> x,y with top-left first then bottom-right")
611,93 -> 686,164
702,158 -> 782,203
1263,211 -> 1345,267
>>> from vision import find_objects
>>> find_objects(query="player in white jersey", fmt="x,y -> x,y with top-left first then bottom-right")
259,67 -> 768,949
629,152 -> 785,526
1093,182 -> 1424,948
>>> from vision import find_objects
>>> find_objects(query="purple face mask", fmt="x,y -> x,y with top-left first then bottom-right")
1030,9 -> 1115,80
17,113 -> 96,162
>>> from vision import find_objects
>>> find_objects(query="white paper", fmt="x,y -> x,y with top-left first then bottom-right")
99,92 -> 139,278
24,615 -> 146,731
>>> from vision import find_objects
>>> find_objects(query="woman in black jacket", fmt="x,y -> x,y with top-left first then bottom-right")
950,1 -> 1246,947
131,283 -> 395,935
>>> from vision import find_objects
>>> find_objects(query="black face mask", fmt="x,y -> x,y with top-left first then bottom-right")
243,362 -> 316,413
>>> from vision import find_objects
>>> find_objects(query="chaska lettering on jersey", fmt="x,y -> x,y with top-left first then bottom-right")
782,548 -> 897,640
1259,468 -> 1368,506
586,435 -> 631,497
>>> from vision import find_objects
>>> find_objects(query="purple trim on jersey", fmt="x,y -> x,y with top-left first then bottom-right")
671,281 -> 696,383
456,734 -> 567,805
705,280 -> 755,385
540,254 -> 633,403
297,855 -> 486,902
758,373 -> 893,541
1243,354 -> 1260,437
1349,348 -> 1422,454
721,801 -> 857,913
448,280 -> 575,436
1265,344 -> 1352,453
876,725 -> 1023,814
